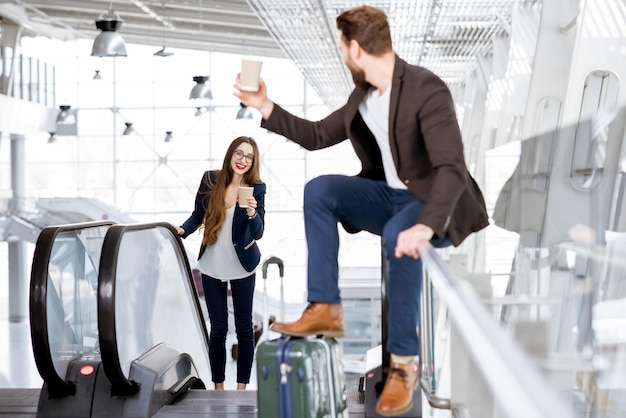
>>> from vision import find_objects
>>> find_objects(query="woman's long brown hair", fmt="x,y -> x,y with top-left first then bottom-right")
201,136 -> 262,245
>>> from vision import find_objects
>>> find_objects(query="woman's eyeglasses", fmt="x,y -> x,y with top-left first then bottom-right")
233,149 -> 254,164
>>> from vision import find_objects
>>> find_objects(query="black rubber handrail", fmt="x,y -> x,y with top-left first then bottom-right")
97,222 -> 209,396
29,220 -> 115,398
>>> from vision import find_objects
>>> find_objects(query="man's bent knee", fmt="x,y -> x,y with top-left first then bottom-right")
304,174 -> 343,200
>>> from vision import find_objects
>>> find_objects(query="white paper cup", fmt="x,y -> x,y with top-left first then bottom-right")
238,186 -> 254,208
240,59 -> 263,92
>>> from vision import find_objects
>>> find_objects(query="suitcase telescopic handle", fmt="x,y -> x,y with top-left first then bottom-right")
262,256 -> 284,279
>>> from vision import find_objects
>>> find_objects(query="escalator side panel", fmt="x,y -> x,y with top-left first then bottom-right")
91,344 -> 203,418
36,360 -> 102,418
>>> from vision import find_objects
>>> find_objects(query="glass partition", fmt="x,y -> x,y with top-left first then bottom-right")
98,223 -> 210,386
509,235 -> 626,416
473,105 -> 626,416
30,221 -> 113,395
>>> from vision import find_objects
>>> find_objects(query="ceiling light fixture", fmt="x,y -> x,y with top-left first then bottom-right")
153,47 -> 174,57
164,131 -> 173,142
236,102 -> 253,120
56,105 -> 76,125
153,2 -> 175,57
189,76 -> 212,101
93,70 -> 102,80
122,122 -> 135,136
195,105 -> 215,116
91,1 -> 128,57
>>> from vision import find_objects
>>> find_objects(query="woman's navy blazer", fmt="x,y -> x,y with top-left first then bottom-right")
179,170 -> 266,272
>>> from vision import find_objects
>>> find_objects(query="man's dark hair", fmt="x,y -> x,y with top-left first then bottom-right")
336,5 -> 392,55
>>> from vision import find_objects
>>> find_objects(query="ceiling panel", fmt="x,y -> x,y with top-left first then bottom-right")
0,0 -> 533,109
0,0 -> 284,56
247,0 -> 530,109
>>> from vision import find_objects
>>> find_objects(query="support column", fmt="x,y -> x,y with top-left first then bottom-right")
9,133 -> 28,322
0,20 -> 24,97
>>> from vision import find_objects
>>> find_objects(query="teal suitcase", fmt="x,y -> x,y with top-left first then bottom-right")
256,335 -> 348,418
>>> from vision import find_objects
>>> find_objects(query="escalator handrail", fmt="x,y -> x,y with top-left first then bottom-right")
29,220 -> 116,397
417,242 -> 572,418
97,221 -> 209,395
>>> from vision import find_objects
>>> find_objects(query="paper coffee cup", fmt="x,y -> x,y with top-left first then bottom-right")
238,186 -> 254,208
240,59 -> 263,92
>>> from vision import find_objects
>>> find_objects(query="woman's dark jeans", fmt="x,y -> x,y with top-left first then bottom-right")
202,273 -> 256,384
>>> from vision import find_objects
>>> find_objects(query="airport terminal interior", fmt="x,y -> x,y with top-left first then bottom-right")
1,0 -> 626,417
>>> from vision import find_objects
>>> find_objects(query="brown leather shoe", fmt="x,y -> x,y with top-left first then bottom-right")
269,303 -> 344,337
375,361 -> 418,417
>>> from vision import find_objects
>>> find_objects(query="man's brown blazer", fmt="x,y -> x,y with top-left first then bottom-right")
261,55 -> 489,246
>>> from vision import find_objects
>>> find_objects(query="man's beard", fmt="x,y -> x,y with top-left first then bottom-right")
348,64 -> 371,89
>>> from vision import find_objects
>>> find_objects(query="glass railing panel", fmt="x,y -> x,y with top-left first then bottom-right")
559,237 -> 626,416
30,221 -> 113,395
100,223 -> 210,384
47,229 -> 104,362
418,243 -> 572,418
471,238 -> 626,417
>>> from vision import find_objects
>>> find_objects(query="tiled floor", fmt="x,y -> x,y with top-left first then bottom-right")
0,318 -> 42,389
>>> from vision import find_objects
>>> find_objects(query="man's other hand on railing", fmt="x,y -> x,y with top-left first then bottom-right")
395,223 -> 434,259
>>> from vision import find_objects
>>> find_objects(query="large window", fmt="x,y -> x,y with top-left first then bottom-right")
4,37 -> 383,299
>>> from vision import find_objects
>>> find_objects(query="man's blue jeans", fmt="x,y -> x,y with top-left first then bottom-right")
303,174 -> 451,356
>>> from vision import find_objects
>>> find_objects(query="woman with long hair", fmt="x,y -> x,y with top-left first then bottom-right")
177,136 -> 266,390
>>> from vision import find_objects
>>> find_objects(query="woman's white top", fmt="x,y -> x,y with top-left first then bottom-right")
197,205 -> 250,281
